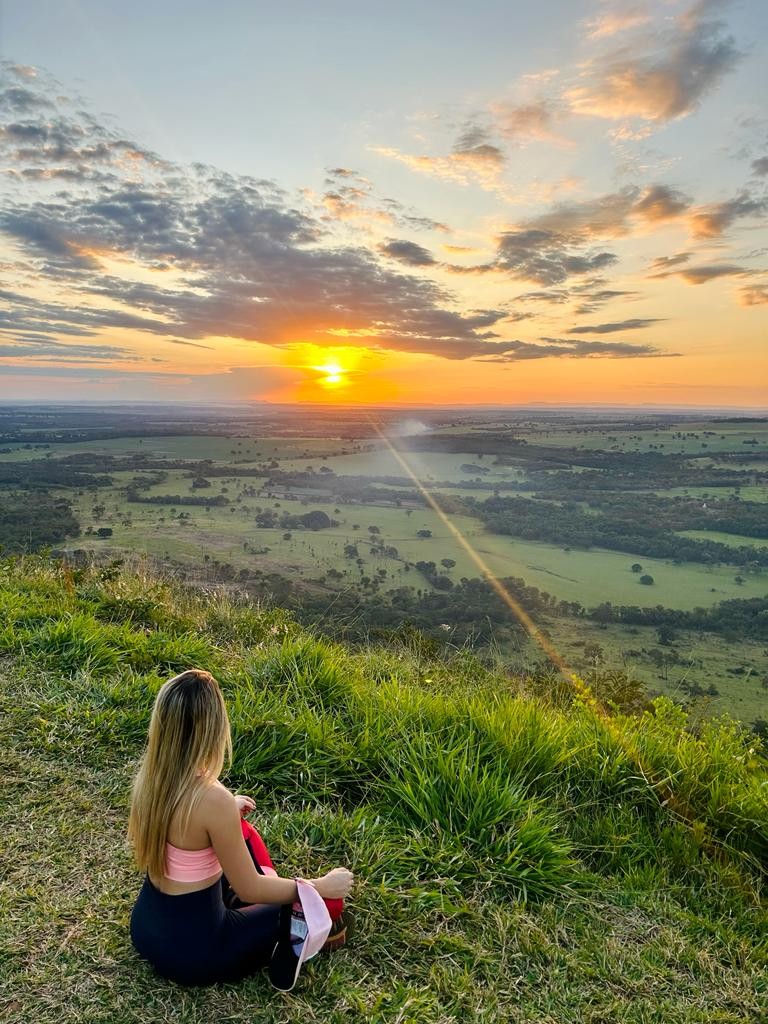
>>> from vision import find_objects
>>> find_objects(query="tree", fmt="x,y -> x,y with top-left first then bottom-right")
657,624 -> 676,646
631,563 -> 643,573
441,558 -> 456,570
368,525 -> 381,535
583,642 -> 604,665
96,527 -> 113,538
416,529 -> 432,538
299,510 -> 332,530
639,574 -> 654,585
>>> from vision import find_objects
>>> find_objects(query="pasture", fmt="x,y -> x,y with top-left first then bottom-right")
5,406 -> 767,725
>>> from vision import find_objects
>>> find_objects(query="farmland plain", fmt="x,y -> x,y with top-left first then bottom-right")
2,405 -> 766,725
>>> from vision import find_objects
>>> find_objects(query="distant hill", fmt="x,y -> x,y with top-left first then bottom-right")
1,555 -> 765,1023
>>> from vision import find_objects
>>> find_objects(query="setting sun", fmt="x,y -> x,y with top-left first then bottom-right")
313,361 -> 345,386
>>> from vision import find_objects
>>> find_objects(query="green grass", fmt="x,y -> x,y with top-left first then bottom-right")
0,555 -> 766,1023
676,530 -> 768,549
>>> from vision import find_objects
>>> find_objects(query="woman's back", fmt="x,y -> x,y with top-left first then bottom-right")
150,780 -> 224,895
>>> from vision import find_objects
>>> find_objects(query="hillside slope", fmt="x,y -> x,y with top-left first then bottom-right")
1,555 -> 766,1024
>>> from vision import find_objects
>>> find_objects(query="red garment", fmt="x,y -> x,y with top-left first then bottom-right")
239,818 -> 343,921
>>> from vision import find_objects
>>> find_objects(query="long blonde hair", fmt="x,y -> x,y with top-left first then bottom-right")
128,669 -> 232,880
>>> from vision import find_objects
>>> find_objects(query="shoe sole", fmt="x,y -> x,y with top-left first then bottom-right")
320,925 -> 347,952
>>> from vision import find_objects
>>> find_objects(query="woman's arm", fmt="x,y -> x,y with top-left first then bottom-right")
202,787 -> 353,905
203,787 -> 299,904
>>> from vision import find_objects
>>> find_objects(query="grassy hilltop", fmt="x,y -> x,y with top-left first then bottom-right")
1,556 -> 766,1024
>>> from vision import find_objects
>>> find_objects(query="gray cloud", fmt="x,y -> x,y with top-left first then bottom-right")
378,239 -> 438,266
634,184 -> 692,222
488,176 -> 760,289
482,337 -> 673,362
452,122 -> 506,167
0,67 -> 518,363
0,334 -> 139,361
689,192 -> 767,238
738,284 -> 768,305
490,185 -> 685,287
752,157 -> 768,177
647,252 -> 693,275
166,338 -> 214,350
318,167 -> 450,234
495,229 -> 617,285
0,62 -> 163,186
491,100 -> 560,144
516,289 -> 571,304
524,187 -> 640,238
573,288 -> 641,314
566,318 -> 663,334
676,263 -> 750,284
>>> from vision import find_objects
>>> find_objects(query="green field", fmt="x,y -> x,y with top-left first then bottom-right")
677,530 -> 768,549
517,421 -> 768,455
0,434 -> 348,463
5,409 -> 768,726
66,486 -> 768,610
653,485 -> 768,503
542,618 -> 768,726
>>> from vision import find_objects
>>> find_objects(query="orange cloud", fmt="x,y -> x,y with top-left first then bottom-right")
688,193 -> 767,238
566,2 -> 741,123
634,184 -> 691,223
490,100 -> 566,145
442,244 -> 483,255
372,143 -> 504,191
585,7 -> 651,40
678,264 -> 750,285
738,284 -> 768,306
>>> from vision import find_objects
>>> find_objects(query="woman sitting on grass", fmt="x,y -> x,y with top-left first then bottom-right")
128,669 -> 353,988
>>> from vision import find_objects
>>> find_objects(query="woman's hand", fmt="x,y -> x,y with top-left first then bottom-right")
310,867 -> 354,900
234,794 -> 255,818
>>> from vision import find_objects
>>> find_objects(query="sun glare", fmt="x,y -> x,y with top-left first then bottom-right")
313,360 -> 346,387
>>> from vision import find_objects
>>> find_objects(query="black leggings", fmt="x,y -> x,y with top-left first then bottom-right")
130,874 -> 281,986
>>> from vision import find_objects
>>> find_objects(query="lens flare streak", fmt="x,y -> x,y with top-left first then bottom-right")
370,419 -> 570,675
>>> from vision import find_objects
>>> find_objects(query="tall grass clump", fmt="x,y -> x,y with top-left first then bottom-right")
619,699 -> 768,865
375,728 -> 575,898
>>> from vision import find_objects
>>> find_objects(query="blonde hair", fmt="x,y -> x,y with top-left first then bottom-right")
128,669 -> 232,880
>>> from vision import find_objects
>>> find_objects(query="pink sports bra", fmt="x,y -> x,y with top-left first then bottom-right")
165,841 -> 222,882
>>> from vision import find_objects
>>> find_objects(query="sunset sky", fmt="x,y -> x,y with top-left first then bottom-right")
1,0 -> 766,406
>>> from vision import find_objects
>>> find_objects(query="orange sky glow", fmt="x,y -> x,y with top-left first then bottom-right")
1,1 -> 766,407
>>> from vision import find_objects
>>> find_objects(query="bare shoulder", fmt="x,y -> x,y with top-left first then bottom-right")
198,781 -> 236,820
